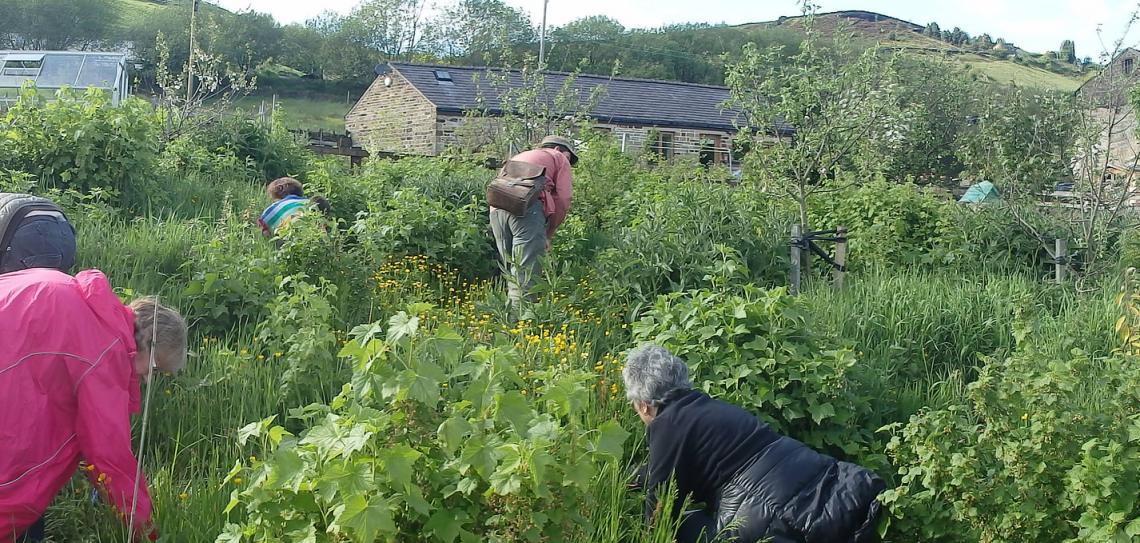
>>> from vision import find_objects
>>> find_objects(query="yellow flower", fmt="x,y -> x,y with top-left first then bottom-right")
233,477 -> 243,485
178,492 -> 189,501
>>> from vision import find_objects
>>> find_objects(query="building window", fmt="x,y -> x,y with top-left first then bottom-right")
1125,57 -> 1134,75
650,131 -> 674,159
699,133 -> 727,166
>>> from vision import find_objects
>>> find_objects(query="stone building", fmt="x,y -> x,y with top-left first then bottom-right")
345,62 -> 786,163
1077,49 -> 1140,182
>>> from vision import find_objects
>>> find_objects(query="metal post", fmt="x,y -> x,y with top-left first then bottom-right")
186,0 -> 199,104
790,224 -> 802,295
1055,238 -> 1068,283
538,0 -> 549,66
833,226 -> 847,289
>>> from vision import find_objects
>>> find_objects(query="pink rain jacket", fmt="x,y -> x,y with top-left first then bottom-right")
0,269 -> 153,541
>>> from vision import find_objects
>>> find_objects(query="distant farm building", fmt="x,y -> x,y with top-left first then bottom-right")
0,51 -> 130,109
346,62 -> 787,164
1077,48 -> 1140,176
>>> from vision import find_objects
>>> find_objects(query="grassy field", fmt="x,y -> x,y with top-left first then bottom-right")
232,95 -> 352,131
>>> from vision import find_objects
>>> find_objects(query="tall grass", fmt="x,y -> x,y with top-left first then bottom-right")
801,269 -> 1113,423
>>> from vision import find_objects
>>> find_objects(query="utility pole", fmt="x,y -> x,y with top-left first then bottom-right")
538,0 -> 549,65
186,0 -> 200,104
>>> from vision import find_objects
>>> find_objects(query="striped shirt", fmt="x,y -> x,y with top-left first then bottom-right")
258,195 -> 309,237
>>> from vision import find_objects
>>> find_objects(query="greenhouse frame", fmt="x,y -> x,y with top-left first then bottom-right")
0,50 -> 130,108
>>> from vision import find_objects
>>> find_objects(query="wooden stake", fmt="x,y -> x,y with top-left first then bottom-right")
1055,238 -> 1068,283
834,226 -> 847,289
790,224 -> 802,295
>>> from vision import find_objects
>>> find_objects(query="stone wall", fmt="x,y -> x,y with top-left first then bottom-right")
345,71 -> 437,155
435,114 -> 737,163
1079,49 -> 1140,108
602,124 -> 735,164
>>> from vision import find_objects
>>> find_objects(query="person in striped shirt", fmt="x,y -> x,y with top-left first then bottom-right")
257,177 -> 329,238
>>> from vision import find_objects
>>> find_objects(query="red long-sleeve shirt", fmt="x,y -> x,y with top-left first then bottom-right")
510,147 -> 574,239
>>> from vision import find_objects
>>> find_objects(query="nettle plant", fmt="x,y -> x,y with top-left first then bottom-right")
632,281 -> 872,458
219,305 -> 629,543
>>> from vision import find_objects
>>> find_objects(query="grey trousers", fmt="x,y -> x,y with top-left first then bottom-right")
489,202 -> 546,308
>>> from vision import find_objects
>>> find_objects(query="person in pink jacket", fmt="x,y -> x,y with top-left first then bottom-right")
489,135 -> 577,313
0,268 -> 188,542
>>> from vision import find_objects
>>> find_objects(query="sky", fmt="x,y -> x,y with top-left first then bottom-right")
212,0 -> 1140,60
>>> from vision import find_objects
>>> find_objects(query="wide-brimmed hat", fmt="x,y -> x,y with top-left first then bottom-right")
540,135 -> 579,166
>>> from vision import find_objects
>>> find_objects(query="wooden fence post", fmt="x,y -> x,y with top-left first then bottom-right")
790,224 -> 802,295
833,226 -> 847,290
1055,238 -> 1068,283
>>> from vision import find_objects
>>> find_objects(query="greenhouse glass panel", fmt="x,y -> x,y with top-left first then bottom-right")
35,54 -> 86,87
74,55 -> 122,88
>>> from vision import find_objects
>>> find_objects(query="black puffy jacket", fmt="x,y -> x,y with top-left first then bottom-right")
642,389 -> 884,543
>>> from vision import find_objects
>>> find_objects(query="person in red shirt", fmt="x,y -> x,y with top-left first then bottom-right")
489,135 -> 577,313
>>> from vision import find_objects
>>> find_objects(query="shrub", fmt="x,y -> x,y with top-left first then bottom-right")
590,177 -> 789,307
194,115 -> 307,181
812,179 -> 951,268
881,334 -> 1140,542
352,190 -> 495,279
181,201 -> 280,337
0,87 -> 160,207
222,314 -> 629,542
255,275 -> 342,395
932,204 -> 1044,272
632,283 -> 872,458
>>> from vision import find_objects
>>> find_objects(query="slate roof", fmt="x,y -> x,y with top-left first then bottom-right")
386,62 -> 785,134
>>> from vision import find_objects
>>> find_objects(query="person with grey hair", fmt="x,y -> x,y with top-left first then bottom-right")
623,344 -> 885,543
1,268 -> 188,542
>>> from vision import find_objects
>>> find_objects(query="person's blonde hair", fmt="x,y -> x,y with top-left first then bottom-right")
129,297 -> 188,373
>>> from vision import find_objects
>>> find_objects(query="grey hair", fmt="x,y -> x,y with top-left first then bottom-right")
622,343 -> 692,406
129,297 -> 188,373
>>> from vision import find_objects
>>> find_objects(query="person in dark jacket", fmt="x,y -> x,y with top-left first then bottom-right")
623,344 -> 885,543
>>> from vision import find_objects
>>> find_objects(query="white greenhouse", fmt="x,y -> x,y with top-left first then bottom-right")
0,50 -> 130,108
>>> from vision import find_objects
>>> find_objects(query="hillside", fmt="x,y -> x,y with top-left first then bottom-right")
741,10 -> 1091,92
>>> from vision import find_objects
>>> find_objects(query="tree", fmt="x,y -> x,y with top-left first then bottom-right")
0,0 -> 118,50
1059,40 -> 1077,64
342,0 -> 429,60
975,33 -> 994,50
432,0 -> 535,61
554,15 -> 626,43
854,58 -> 976,183
924,22 -> 941,39
301,11 -> 376,81
725,4 -> 898,231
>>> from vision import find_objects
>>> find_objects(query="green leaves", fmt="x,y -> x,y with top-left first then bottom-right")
226,332 -> 625,542
300,415 -> 373,460
590,420 -> 630,460
387,311 -> 420,343
634,284 -> 870,454
336,494 -> 396,542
